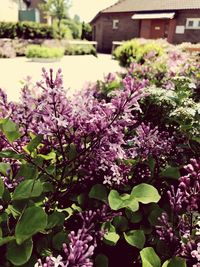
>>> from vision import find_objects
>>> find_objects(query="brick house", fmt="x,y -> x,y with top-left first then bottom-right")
91,0 -> 200,52
0,0 -> 49,24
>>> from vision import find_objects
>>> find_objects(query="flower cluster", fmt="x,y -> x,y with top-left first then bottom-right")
35,206 -> 119,267
157,159 -> 200,265
0,71 -> 147,187
130,122 -> 175,160
168,159 -> 200,212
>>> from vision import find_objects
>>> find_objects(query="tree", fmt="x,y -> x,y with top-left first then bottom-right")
40,0 -> 71,38
74,14 -> 81,23
81,22 -> 92,41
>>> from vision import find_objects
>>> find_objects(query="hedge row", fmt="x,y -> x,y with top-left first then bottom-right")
113,39 -> 167,67
26,45 -> 64,59
0,21 -> 54,39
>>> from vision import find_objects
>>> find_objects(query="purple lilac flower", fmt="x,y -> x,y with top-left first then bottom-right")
156,213 -> 179,248
104,73 -> 117,83
168,159 -> 200,212
157,159 -> 200,263
0,69 -> 147,188
180,241 -> 200,266
130,122 -> 174,160
35,206 -> 119,267
191,243 -> 200,267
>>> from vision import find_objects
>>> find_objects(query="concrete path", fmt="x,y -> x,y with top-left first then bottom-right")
0,54 -> 122,102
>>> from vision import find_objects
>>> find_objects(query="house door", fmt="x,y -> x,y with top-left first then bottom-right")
150,19 -> 168,39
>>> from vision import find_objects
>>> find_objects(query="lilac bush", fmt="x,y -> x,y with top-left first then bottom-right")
0,41 -> 199,267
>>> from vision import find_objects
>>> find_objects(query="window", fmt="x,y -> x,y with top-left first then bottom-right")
113,20 -> 119,29
186,18 -> 200,29
188,20 -> 194,27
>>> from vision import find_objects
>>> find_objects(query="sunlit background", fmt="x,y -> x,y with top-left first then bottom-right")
69,0 -> 118,22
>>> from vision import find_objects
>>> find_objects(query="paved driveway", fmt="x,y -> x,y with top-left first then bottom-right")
0,54 -> 122,102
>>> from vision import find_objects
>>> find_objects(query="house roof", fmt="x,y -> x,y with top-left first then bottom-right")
90,0 -> 200,23
102,0 -> 200,13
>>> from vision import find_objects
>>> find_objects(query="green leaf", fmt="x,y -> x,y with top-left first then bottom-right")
15,206 -> 47,244
165,257 -> 186,267
140,247 -> 161,267
67,143 -> 77,160
113,216 -> 128,232
108,190 -> 139,211
0,212 -> 8,223
0,150 -> 24,160
38,151 -> 56,161
0,162 -> 10,176
0,118 -> 21,143
2,188 -> 11,202
13,180 -> 43,200
52,231 -> 67,250
0,178 -> 4,198
26,134 -> 43,153
125,210 -> 142,223
148,208 -> 164,226
161,166 -> 180,179
77,193 -> 87,205
102,222 -> 120,246
124,230 -> 145,249
108,190 -> 123,210
0,236 -> 15,246
7,205 -> 21,218
148,157 -> 155,172
162,260 -> 170,267
43,182 -> 53,193
121,194 -> 139,212
89,184 -> 108,203
95,254 -> 109,267
104,232 -> 120,246
131,183 -> 161,204
7,239 -> 33,266
15,164 -> 38,181
46,211 -> 65,229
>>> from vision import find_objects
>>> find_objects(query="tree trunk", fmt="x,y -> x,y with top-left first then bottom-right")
58,19 -> 62,40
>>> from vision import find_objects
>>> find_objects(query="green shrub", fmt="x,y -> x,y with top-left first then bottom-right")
26,45 -> 64,59
81,22 -> 92,41
113,39 -> 166,67
0,21 -> 54,39
64,43 -> 97,56
52,20 -> 73,40
62,19 -> 81,39
0,22 -> 17,38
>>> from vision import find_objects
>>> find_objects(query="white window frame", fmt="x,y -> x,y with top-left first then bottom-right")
113,19 -> 119,29
186,18 -> 200,29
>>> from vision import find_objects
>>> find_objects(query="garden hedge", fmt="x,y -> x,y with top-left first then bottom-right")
0,21 -> 54,39
26,45 -> 64,59
113,38 -> 168,67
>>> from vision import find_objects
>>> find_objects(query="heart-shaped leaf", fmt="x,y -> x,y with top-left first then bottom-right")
140,247 -> 161,267
124,230 -> 145,249
131,183 -> 160,204
15,206 -> 47,244
13,180 -> 43,200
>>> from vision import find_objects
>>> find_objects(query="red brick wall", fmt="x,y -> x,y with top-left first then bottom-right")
91,9 -> 200,52
91,12 -> 140,52
140,20 -> 151,39
173,10 -> 200,43
167,19 -> 176,43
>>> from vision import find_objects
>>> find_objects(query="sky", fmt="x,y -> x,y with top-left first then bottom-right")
69,0 -> 118,22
